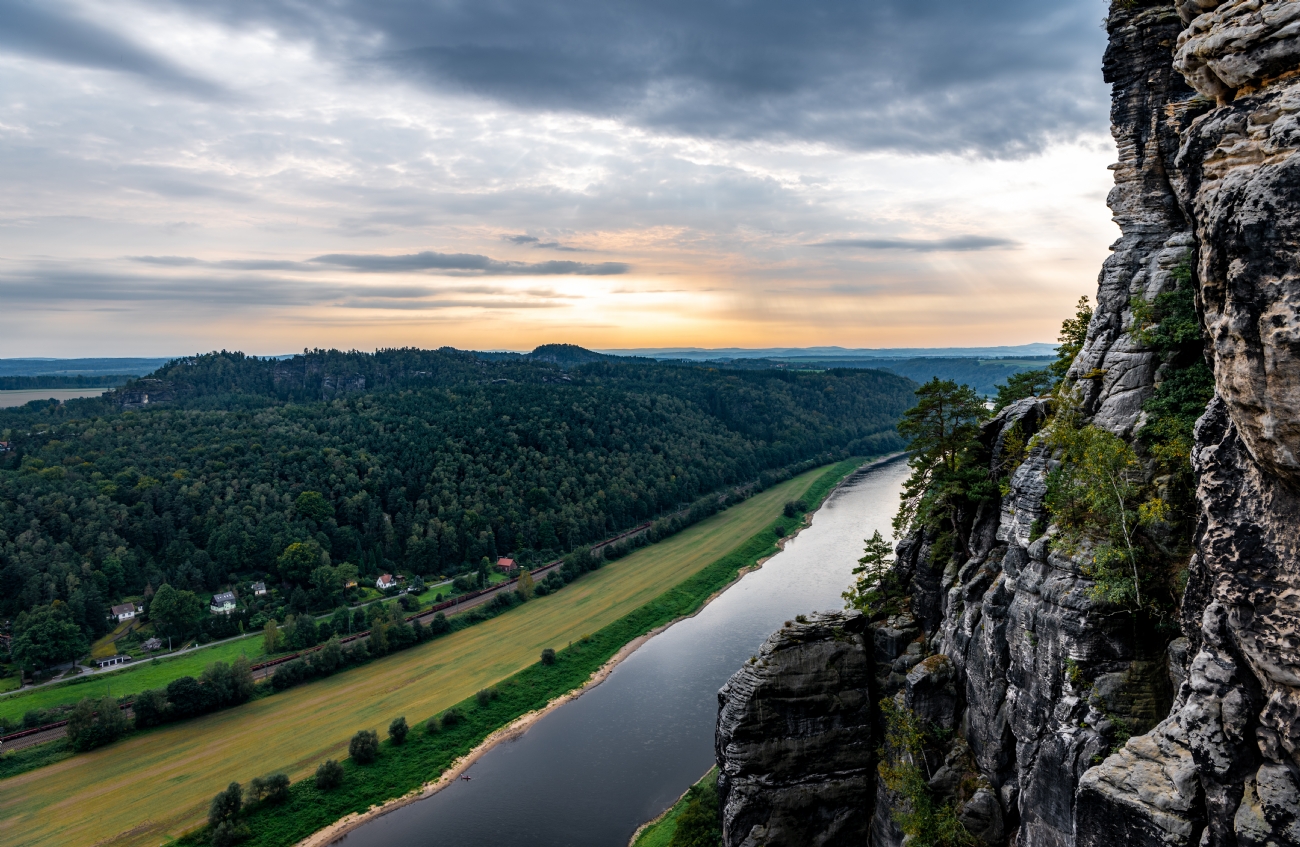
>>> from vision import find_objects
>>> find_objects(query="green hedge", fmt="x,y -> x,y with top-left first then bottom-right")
177,457 -> 867,847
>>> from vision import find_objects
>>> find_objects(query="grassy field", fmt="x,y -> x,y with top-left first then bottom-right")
3,543 -> 513,724
0,633 -> 269,724
0,464 -> 841,847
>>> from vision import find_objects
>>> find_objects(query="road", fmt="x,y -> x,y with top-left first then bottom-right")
1,566 -> 568,752
0,513 -> 687,754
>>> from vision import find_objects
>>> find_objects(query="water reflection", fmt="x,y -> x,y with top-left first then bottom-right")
338,458 -> 908,847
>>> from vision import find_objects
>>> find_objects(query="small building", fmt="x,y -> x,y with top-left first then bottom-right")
110,603 -> 138,623
96,655 -> 129,669
209,591 -> 237,615
251,581 -> 267,596
0,441 -> 11,453
141,637 -> 163,651
376,574 -> 397,591
495,557 -> 516,573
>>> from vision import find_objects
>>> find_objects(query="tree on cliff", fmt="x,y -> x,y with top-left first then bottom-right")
992,368 -> 1053,411
1046,420 -> 1166,612
843,530 -> 903,617
893,378 -> 991,552
1049,295 -> 1093,382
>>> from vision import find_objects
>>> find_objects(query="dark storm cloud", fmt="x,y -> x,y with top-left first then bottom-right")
158,0 -> 1107,155
809,236 -> 1018,252
311,251 -> 628,276
0,0 -> 223,97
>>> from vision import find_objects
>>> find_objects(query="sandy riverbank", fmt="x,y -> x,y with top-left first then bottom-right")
293,455 -> 896,847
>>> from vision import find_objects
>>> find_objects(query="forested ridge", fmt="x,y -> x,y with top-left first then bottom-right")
0,348 -> 912,648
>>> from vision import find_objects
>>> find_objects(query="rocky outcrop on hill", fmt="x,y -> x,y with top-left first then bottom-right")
716,1 -> 1300,845
715,611 -> 875,847
111,378 -> 177,410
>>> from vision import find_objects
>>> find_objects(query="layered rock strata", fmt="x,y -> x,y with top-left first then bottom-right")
715,611 -> 875,847
716,1 -> 1300,844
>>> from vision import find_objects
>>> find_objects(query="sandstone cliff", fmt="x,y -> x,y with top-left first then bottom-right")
716,2 -> 1300,845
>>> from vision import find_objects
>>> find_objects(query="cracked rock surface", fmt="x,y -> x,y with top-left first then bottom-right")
715,611 -> 875,847
716,2 -> 1300,845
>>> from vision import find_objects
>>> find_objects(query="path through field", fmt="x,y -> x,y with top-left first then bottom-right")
0,468 -> 824,847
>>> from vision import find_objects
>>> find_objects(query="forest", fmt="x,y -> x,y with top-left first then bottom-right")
0,347 -> 913,651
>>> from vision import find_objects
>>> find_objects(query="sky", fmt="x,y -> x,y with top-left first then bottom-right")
0,0 -> 1117,357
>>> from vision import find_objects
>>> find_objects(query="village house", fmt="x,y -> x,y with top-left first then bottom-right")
110,603 -> 138,623
495,557 -> 516,573
251,581 -> 267,596
0,441 -> 11,453
376,573 -> 397,591
141,637 -> 163,651
209,591 -> 237,615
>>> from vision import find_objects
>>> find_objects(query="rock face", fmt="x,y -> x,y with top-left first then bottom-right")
1077,1 -> 1300,843
716,2 -> 1300,845
715,611 -> 875,847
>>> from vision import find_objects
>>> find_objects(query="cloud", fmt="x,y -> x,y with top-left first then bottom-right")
0,0 -> 223,97
165,0 -> 1107,156
131,256 -> 312,271
127,252 -> 628,275
504,235 -> 586,251
0,262 -> 583,311
311,251 -> 629,275
809,236 -> 1018,252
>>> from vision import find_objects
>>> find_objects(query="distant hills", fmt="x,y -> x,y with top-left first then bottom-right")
0,358 -> 172,386
598,343 -> 1057,360
0,342 -> 1055,398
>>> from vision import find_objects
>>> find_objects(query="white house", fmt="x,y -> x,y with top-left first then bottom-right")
251,581 -> 267,596
376,574 -> 397,591
110,603 -> 137,623
209,591 -> 237,615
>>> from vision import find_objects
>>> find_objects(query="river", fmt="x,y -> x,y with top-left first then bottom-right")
336,456 -> 909,847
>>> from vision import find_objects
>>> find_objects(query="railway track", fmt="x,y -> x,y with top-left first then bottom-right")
0,520 -> 653,754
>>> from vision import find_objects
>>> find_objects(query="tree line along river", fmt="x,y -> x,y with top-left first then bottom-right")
334,456 -> 909,847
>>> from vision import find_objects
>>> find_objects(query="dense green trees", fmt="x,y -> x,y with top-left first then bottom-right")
149,583 -> 205,639
10,602 -> 87,672
133,657 -> 255,728
669,773 -> 723,847
66,694 -> 130,751
208,782 -> 248,847
315,759 -> 343,791
349,729 -> 379,764
247,773 -> 290,805
0,349 -> 911,643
